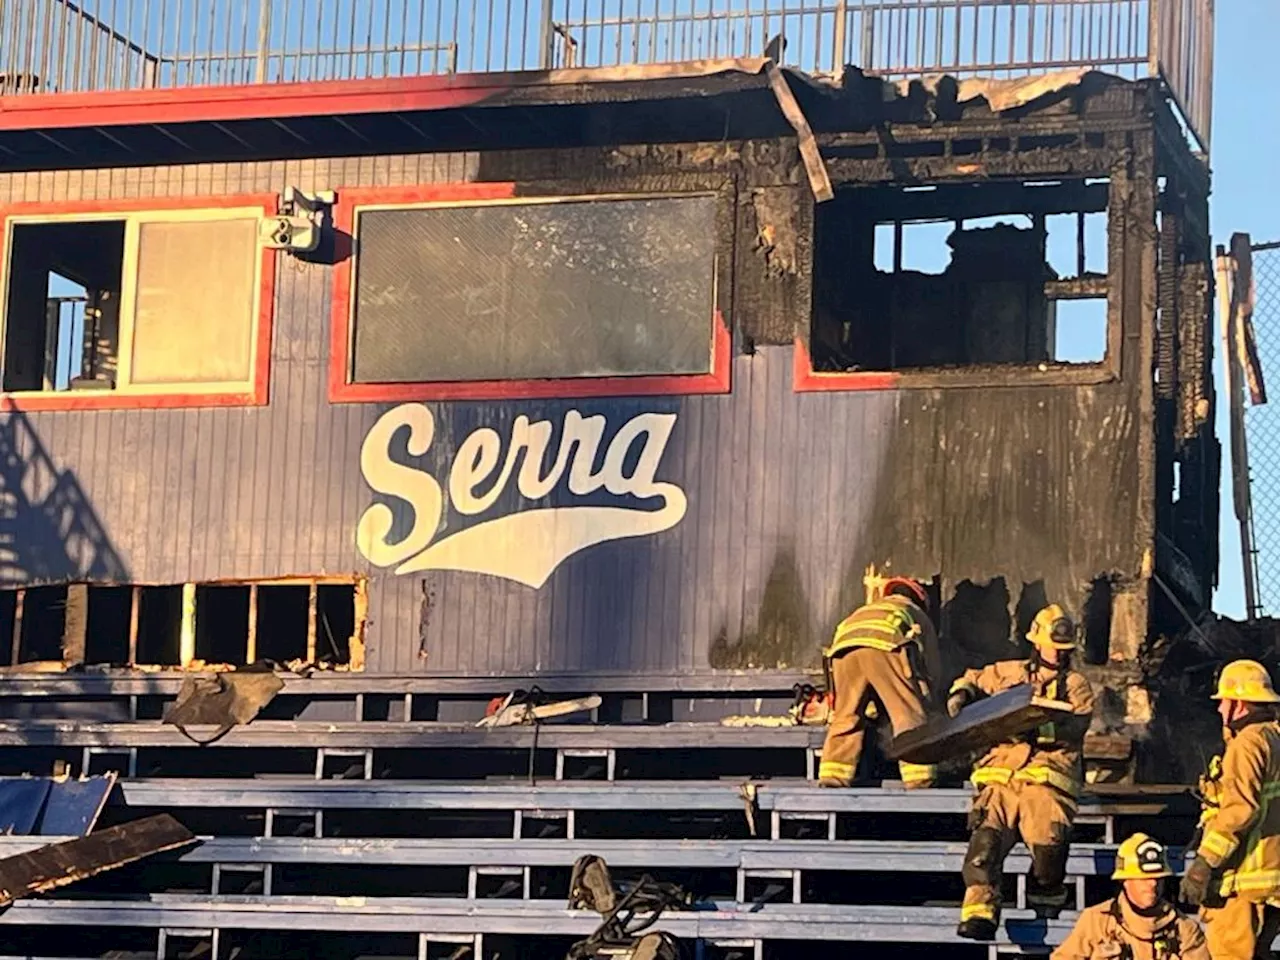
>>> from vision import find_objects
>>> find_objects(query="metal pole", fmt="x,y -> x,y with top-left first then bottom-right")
831,0 -> 847,73
1147,0 -> 1161,79
537,0 -> 555,68
1216,247 -> 1261,618
859,4 -> 873,72
255,0 -> 271,83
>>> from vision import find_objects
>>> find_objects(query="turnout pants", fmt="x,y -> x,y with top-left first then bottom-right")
961,780 -> 1076,924
818,645 -> 935,788
1202,898 -> 1280,960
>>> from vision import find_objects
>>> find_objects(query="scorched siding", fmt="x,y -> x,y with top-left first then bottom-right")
0,151 -> 1146,677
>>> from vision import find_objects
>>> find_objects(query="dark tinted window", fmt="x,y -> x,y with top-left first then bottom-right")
350,195 -> 718,383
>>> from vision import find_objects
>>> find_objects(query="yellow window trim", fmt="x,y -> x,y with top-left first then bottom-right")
0,206 -> 267,397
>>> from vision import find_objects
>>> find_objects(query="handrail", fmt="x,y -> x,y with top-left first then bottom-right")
0,1 -> 1211,149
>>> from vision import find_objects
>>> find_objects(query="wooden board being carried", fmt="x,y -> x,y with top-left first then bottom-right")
886,684 -> 1076,766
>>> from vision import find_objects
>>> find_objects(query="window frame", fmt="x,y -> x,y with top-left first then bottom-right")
796,187 -> 1122,394
328,182 -> 732,403
0,195 -> 277,411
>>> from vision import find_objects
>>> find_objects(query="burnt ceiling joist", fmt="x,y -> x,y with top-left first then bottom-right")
0,66 -> 1167,175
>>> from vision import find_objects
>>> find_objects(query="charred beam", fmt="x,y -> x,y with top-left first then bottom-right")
0,814 -> 195,907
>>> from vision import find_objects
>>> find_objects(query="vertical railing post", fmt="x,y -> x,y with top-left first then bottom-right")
831,0 -> 848,73
859,4 -> 874,72
1147,0 -> 1162,80
255,0 -> 272,84
538,0 -> 556,68
1201,0 -> 1214,150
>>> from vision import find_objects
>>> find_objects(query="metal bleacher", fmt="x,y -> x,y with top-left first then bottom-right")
0,675 -> 1198,958
0,771 -> 1198,956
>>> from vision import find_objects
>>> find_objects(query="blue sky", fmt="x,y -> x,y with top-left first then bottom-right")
1208,0 -> 1278,617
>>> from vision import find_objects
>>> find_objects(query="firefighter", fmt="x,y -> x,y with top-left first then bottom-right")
1178,659 -> 1280,960
816,576 -> 939,790
949,604 -> 1095,940
1052,833 -> 1208,959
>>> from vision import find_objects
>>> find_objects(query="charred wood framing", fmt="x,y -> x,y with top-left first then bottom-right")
0,69 -> 1217,778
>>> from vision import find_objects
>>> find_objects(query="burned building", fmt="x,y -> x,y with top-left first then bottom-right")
0,0 -> 1221,956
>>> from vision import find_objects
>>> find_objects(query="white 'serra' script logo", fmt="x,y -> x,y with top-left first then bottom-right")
355,403 -> 688,588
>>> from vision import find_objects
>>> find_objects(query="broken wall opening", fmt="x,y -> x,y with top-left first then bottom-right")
17,585 -> 65,662
944,579 -> 1013,670
1082,577 -> 1115,665
136,586 -> 183,666
256,584 -> 310,663
0,583 -> 366,670
84,585 -> 133,664
1,578 -> 363,671
194,584 -> 250,665
316,584 -> 354,664
812,179 -> 1110,373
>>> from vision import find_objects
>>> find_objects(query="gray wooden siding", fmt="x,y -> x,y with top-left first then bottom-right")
0,153 -> 1145,677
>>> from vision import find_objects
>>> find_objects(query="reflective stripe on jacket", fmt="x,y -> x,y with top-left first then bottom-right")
970,762 -> 1082,801
952,659 -> 1094,796
1196,720 -> 1280,900
824,596 -> 930,659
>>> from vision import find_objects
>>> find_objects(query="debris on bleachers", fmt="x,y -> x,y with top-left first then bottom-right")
162,665 -> 285,745
0,773 -> 115,837
0,813 -> 194,907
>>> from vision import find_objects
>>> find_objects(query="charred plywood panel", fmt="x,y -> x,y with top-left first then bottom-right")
865,384 -> 1142,603
0,150 -> 1149,678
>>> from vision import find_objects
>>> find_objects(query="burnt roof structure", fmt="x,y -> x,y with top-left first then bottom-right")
0,0 -> 1223,956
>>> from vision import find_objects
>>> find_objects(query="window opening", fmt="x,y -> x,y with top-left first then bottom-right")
1052,299 -> 1108,363
812,181 -> 1111,374
2,210 -> 263,397
3,221 -> 124,393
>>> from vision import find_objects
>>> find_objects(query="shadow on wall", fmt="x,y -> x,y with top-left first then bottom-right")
710,548 -> 816,671
0,410 -> 129,585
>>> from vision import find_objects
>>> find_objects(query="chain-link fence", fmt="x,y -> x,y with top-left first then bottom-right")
1240,243 -> 1280,615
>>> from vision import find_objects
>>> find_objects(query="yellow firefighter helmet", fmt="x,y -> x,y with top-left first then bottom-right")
1111,833 -> 1174,881
1212,659 -> 1280,703
1027,604 -> 1075,651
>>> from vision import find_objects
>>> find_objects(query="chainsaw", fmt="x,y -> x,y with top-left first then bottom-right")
477,690 -> 603,728
789,683 -> 833,726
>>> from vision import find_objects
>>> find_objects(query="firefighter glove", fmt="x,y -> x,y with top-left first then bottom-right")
947,691 -> 970,718
1178,855 -> 1214,907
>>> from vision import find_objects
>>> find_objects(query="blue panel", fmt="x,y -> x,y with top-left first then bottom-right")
0,779 -> 51,835
37,775 -> 116,837
0,155 -> 1146,681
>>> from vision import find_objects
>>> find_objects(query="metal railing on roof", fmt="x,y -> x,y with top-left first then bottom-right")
0,0 -> 1213,150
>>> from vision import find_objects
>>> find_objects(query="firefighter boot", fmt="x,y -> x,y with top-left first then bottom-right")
957,827 -> 1004,941
1026,844 -> 1071,919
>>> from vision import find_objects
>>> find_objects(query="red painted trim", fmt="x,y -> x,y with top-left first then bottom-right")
0,73 -> 515,132
791,339 -> 900,392
329,183 -> 732,403
0,193 -> 276,412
